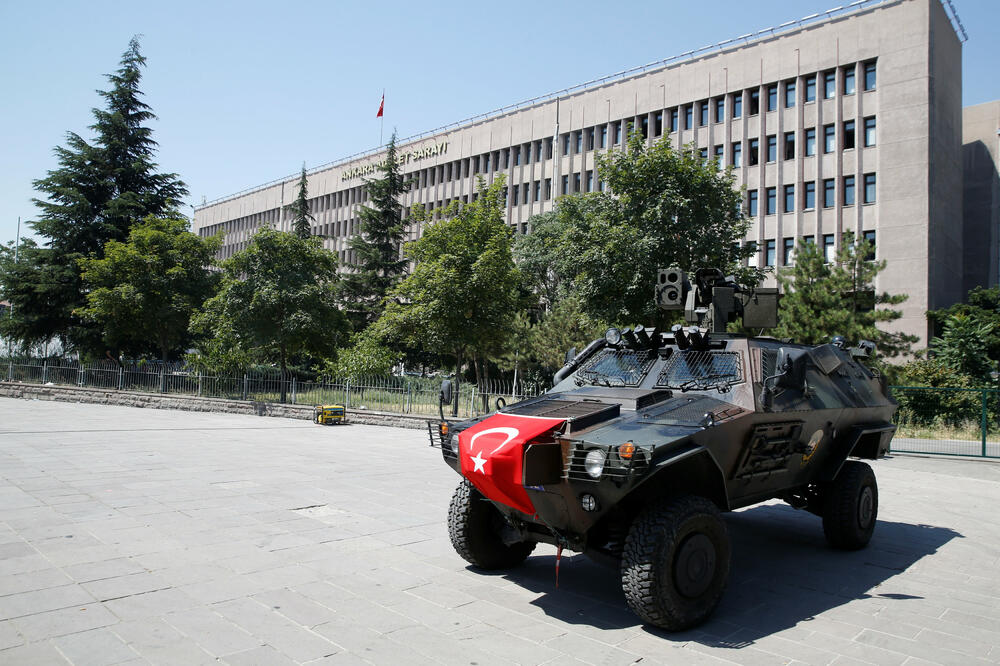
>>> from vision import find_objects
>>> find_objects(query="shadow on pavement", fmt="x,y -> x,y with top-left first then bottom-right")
491,502 -> 961,646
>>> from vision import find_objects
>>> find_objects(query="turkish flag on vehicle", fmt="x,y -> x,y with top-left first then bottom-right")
459,413 -> 566,516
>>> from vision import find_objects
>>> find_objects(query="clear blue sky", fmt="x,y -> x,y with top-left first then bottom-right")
1,0 -> 997,246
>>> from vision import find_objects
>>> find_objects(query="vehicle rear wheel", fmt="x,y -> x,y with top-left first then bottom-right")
621,495 -> 731,631
822,460 -> 878,550
447,480 -> 535,569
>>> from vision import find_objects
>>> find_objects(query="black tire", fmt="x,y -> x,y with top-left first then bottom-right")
822,460 -> 878,550
621,496 -> 731,631
447,480 -> 535,569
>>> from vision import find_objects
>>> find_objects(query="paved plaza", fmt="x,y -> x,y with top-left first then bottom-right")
0,398 -> 998,665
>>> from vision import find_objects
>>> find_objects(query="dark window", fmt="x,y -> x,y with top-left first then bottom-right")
511,185 -> 519,205
804,128 -> 816,156
641,116 -> 649,139
784,132 -> 795,160
732,93 -> 743,118
685,105 -> 693,129
483,154 -> 491,171
544,178 -> 551,199
539,140 -> 547,161
824,124 -> 836,153
562,134 -> 570,156
863,230 -> 876,259
785,81 -> 796,108
824,71 -> 836,98
765,187 -> 776,215
714,144 -> 724,168
823,178 -> 836,207
749,138 -> 759,166
669,109 -> 678,132
699,147 -> 708,161
544,138 -> 552,159
864,117 -> 876,146
766,135 -> 777,162
600,126 -> 608,148
804,75 -> 817,103
864,173 -> 876,203
732,142 -> 742,167
784,185 -> 795,213
803,235 -> 815,245
844,68 -> 856,95
767,85 -> 778,111
864,61 -> 876,90
783,237 -> 795,264
765,239 -> 776,267
561,175 -> 569,195
747,241 -> 759,267
749,89 -> 760,115
513,147 -> 521,166
843,175 -> 856,205
534,181 -> 541,201
654,113 -> 662,136
586,170 -> 594,192
614,122 -> 622,144
823,234 -> 835,262
804,181 -> 816,209
573,173 -> 581,193
700,101 -> 709,126
843,120 -> 856,150
715,98 -> 725,123
575,131 -> 583,154
748,190 -> 758,216
586,128 -> 595,150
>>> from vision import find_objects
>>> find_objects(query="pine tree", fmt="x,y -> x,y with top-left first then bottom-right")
342,132 -> 410,327
1,37 -> 187,354
287,165 -> 314,239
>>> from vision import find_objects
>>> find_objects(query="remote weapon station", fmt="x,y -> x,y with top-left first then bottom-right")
429,268 -> 896,630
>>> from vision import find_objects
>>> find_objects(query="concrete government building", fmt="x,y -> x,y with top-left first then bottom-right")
193,0 -> 999,349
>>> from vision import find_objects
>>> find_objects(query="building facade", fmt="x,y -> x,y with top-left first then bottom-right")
194,0 -> 982,349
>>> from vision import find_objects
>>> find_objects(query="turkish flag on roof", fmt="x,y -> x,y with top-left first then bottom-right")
376,93 -> 384,118
459,413 -> 566,516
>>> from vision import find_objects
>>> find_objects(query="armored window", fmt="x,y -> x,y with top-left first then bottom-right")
804,75 -> 817,103
843,176 -> 856,206
803,181 -> 816,210
864,61 -> 877,90
864,173 -> 876,203
749,89 -> 760,116
824,124 -> 836,153
749,139 -> 759,166
804,128 -> 816,156
843,120 -> 856,150
766,135 -> 777,163
783,185 -> 795,213
732,142 -> 742,167
655,351 -> 744,391
784,132 -> 795,160
785,81 -> 796,108
715,98 -> 725,123
575,349 -> 655,387
765,187 -> 776,215
669,109 -> 678,133
864,117 -> 876,146
732,93 -> 743,118
844,68 -> 856,95
824,71 -> 836,98
700,102 -> 709,127
765,239 -> 776,267
748,190 -> 758,217
767,85 -> 778,112
823,179 -> 835,208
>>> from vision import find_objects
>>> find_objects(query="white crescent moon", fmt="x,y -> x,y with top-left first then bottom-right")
469,427 -> 521,455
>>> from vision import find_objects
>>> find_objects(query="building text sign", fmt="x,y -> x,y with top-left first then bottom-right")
341,142 -> 449,181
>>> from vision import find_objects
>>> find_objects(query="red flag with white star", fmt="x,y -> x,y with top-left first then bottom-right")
458,413 -> 566,515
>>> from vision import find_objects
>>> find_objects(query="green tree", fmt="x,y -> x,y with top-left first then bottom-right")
342,132 -> 411,327
930,313 -> 994,383
928,285 -> 1000,364
287,165 -> 314,239
534,133 -> 754,325
1,37 -> 186,354
526,295 -> 609,373
316,331 -> 399,379
377,176 -> 521,399
191,228 -> 350,401
774,235 -> 915,357
78,217 -> 221,378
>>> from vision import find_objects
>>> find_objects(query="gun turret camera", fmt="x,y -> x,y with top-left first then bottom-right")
656,268 -> 687,310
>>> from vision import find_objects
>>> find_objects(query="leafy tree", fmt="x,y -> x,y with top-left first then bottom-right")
930,313 -> 994,383
512,208 -> 572,308
0,37 -> 186,354
894,359 -> 984,426
287,165 -> 314,239
342,132 -> 411,327
78,217 -> 221,375
533,132 -> 754,325
316,331 -> 399,379
377,176 -> 521,400
526,295 -> 609,373
928,286 -> 1000,364
774,235 -> 915,357
191,228 -> 350,401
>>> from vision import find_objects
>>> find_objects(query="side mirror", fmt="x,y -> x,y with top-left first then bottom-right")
439,379 -> 453,405
495,396 -> 506,411
564,346 -> 577,364
774,347 -> 808,391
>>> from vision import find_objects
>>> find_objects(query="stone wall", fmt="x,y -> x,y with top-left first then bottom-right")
0,382 -> 437,430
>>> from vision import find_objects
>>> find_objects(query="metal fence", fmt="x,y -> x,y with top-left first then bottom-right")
4,357 -> 998,459
1,357 -> 545,420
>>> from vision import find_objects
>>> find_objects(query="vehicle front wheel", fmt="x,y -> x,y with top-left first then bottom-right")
822,460 -> 878,550
447,480 -> 535,569
621,495 -> 731,631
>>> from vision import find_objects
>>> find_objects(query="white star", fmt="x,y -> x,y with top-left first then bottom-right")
471,452 -> 487,473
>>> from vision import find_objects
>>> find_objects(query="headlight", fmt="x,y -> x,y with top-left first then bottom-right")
584,449 -> 605,479
449,434 -> 460,454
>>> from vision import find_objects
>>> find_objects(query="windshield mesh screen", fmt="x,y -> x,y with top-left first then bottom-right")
575,349 -> 655,387
655,351 -> 742,389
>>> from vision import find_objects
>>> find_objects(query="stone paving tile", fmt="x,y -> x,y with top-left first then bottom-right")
0,618 -> 24,650
51,627 -> 140,665
10,602 -> 118,642
162,607 -> 262,658
0,583 -> 96,621
213,597 -> 342,663
0,640 -> 72,664
111,618 -> 217,665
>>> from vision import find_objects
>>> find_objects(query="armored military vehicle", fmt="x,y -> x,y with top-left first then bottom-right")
429,268 -> 896,630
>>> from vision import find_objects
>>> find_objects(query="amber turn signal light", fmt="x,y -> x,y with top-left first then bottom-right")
618,441 -> 636,459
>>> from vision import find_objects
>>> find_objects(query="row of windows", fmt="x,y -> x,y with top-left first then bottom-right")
747,173 -> 876,216
669,60 -> 876,132
746,230 -> 876,267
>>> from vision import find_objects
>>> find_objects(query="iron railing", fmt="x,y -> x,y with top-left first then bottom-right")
889,386 -> 999,459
